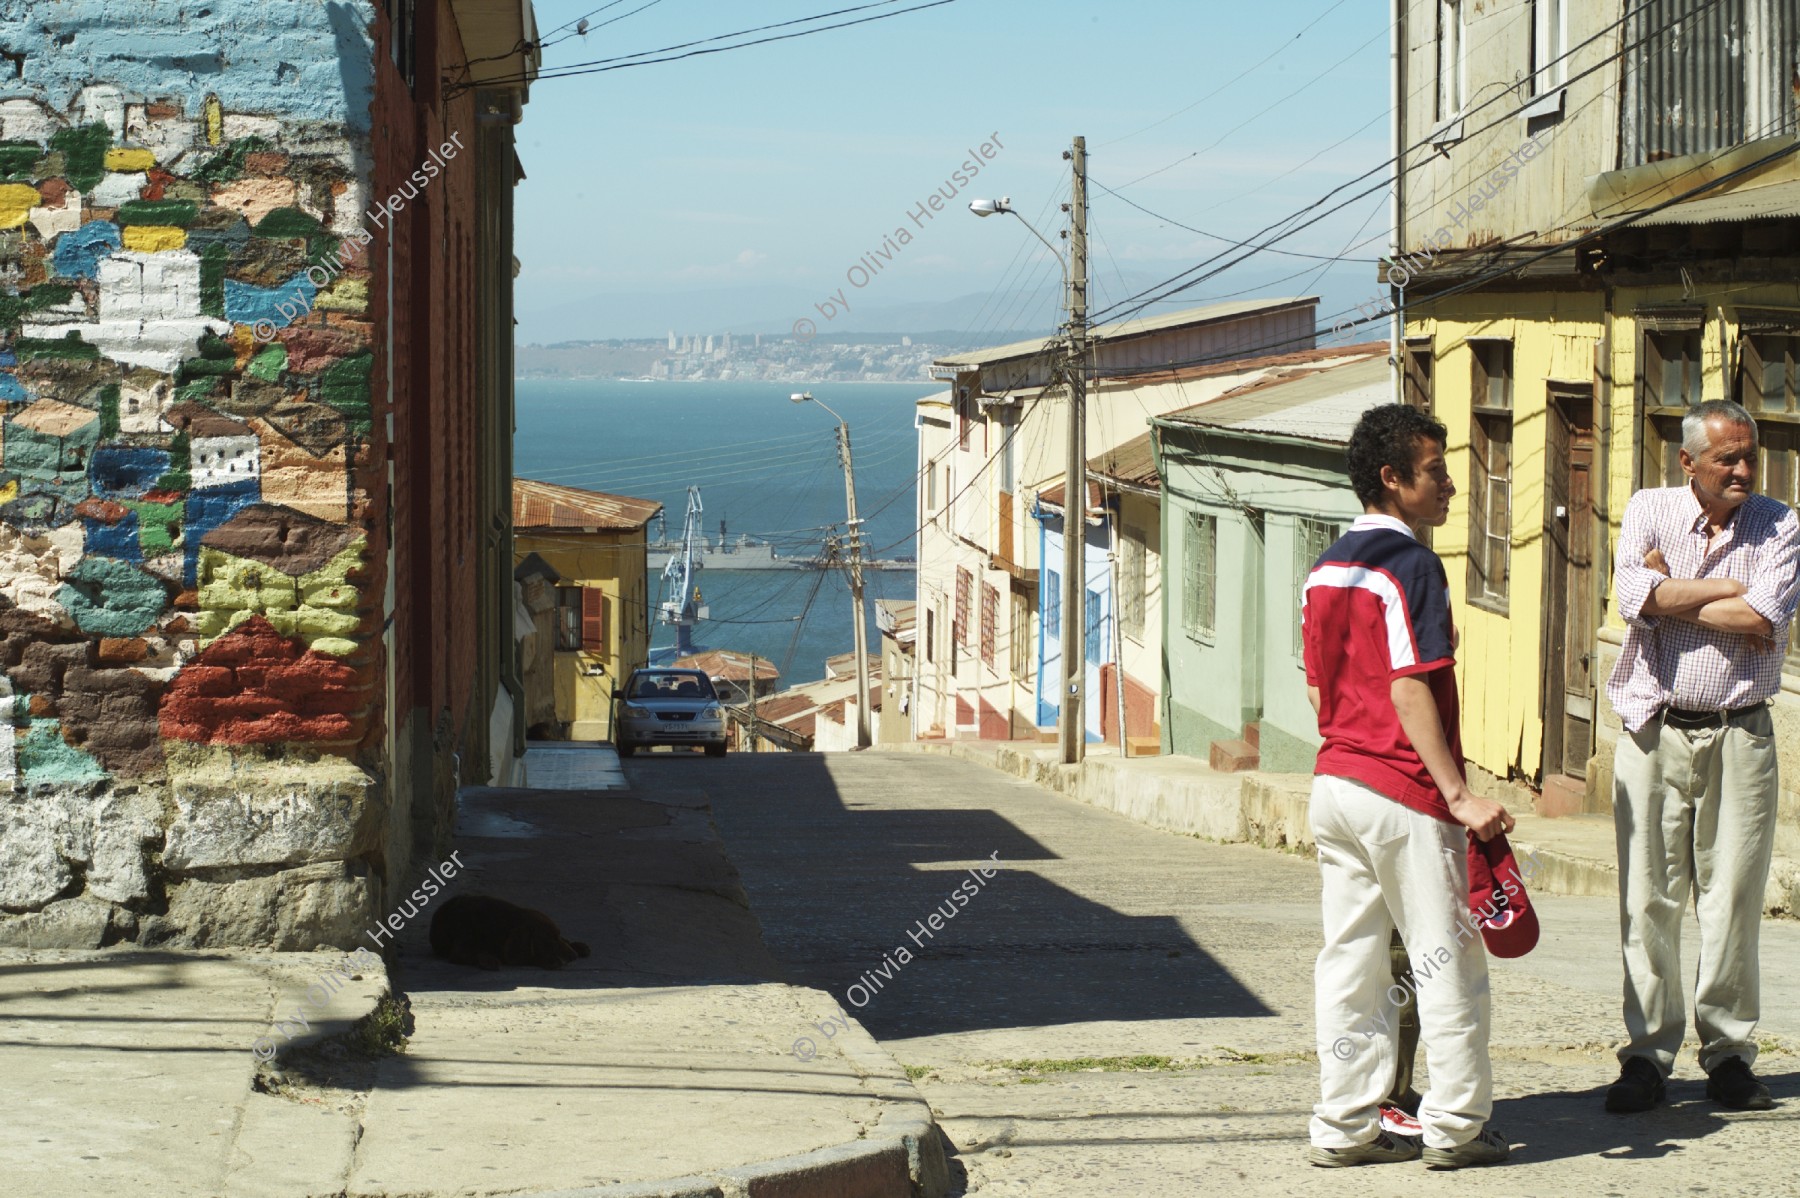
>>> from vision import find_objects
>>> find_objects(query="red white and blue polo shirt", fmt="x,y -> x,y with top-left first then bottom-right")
1301,513 -> 1462,824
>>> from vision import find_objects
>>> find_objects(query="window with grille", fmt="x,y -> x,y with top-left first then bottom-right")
980,582 -> 998,668
1468,342 -> 1513,611
1182,512 -> 1217,641
1085,588 -> 1105,662
1120,528 -> 1147,642
1010,590 -> 1033,681
954,567 -> 972,646
1641,325 -> 1705,489
1294,518 -> 1340,661
1045,569 -> 1061,639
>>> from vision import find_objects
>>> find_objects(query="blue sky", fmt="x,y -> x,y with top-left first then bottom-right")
511,0 -> 1393,342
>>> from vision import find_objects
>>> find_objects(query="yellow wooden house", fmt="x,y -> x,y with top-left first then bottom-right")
512,478 -> 661,740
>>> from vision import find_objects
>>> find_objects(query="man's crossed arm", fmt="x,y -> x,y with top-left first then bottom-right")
1640,548 -> 1774,644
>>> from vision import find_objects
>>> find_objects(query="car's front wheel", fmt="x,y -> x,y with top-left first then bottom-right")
705,743 -> 726,758
616,739 -> 635,758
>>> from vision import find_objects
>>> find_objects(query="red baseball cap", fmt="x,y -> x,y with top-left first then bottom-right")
1466,831 -> 1540,958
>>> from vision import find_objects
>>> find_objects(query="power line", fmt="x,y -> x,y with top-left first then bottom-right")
1086,0 -> 1730,326
474,0 -> 962,87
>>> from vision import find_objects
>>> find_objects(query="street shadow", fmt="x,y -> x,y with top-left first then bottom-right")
648,751 -> 1274,1038
1497,1070 -> 1800,1164
401,751 -> 1271,1041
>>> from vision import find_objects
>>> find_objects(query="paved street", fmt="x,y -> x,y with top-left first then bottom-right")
624,748 -> 1800,1197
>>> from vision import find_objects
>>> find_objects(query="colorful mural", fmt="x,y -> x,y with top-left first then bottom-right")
0,7 -> 384,945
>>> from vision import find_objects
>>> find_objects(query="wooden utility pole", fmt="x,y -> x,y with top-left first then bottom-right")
748,653 -> 760,752
840,424 -> 872,748
1059,135 -> 1089,765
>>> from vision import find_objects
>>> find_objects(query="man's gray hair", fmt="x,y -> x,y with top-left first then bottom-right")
1682,399 -> 1758,457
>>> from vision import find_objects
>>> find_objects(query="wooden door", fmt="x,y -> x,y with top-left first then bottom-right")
1542,389 -> 1596,780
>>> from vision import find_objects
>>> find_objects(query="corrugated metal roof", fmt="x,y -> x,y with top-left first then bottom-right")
932,296 -> 1315,369
1157,354 -> 1392,445
513,478 -> 662,530
1608,178 -> 1800,228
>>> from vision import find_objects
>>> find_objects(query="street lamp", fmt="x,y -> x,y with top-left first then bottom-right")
792,391 -> 872,749
969,197 -> 1068,286
966,139 -> 1088,765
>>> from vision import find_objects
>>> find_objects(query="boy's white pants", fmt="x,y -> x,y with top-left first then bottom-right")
1310,773 -> 1493,1150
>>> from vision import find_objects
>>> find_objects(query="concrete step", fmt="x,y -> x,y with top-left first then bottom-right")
1242,722 -> 1260,750
1209,738 -> 1259,772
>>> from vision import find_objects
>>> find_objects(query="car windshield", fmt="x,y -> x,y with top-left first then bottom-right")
631,672 -> 715,701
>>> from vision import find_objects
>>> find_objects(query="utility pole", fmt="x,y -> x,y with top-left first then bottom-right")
792,391 -> 873,749
1060,135 -> 1089,765
748,652 -> 760,752
839,424 -> 873,748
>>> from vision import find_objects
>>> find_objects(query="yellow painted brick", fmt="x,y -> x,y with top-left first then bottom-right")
122,225 -> 186,252
0,183 -> 41,230
315,277 -> 369,314
105,148 -> 157,172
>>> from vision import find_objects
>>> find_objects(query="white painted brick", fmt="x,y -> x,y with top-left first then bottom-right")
91,171 -> 147,208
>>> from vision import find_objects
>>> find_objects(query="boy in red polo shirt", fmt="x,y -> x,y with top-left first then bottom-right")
1301,404 -> 1514,1170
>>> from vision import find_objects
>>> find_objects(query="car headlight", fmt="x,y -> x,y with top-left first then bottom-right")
700,704 -> 722,719
625,704 -> 650,718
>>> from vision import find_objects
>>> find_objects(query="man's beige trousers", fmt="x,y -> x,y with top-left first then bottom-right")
1613,707 -> 1780,1075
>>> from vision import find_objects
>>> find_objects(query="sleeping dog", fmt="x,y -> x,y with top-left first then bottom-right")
429,894 -> 591,969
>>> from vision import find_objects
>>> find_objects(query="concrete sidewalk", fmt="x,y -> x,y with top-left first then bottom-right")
887,739 -> 1800,915
0,749 -> 945,1198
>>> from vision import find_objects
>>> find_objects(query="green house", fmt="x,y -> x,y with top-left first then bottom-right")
1151,351 -> 1390,773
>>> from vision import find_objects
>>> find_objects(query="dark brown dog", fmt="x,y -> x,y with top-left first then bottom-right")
428,894 -> 591,970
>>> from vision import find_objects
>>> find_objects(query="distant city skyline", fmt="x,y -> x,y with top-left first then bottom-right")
513,1 -> 1389,347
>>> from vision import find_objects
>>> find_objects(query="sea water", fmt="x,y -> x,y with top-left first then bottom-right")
514,379 -> 939,685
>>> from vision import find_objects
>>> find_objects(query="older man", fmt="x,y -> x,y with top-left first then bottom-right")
1605,399 -> 1800,1113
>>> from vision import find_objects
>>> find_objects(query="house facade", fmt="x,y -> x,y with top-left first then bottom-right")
512,478 -> 661,741
1152,350 -> 1390,772
1394,0 -> 1800,816
910,298 -> 1321,743
0,0 -> 538,948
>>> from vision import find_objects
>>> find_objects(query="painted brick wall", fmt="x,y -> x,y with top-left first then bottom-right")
0,0 -> 496,948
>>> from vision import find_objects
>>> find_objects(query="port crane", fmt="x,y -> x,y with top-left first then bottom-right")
655,486 -> 708,660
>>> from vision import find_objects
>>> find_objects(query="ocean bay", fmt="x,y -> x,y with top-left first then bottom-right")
514,379 -> 939,685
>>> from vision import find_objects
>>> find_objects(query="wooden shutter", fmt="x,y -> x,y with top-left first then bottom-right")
581,588 -> 607,652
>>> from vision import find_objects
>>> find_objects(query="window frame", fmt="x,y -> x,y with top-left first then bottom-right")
1009,588 -> 1033,682
1639,322 -> 1706,492
1120,526 -> 1147,643
1182,511 -> 1218,642
1437,0 -> 1467,120
1467,340 -> 1514,613
954,566 -> 972,647
1531,0 -> 1567,96
979,581 -> 999,668
1293,517 -> 1340,664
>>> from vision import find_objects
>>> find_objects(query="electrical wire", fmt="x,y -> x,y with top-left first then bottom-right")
1088,0 -> 1732,326
472,0 -> 962,86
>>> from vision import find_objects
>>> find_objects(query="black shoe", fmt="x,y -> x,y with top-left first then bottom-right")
1605,1056 -> 1665,1113
1706,1057 -> 1775,1110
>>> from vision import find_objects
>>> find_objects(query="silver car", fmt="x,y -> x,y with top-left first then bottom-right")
614,668 -> 727,757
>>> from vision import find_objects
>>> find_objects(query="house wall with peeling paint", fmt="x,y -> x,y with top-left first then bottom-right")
0,0 -> 533,948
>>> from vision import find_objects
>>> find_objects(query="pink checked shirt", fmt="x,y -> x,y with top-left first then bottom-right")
1606,485 -> 1800,733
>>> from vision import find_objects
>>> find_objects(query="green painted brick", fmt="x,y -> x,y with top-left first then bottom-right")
49,124 -> 109,192
116,199 -> 199,227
